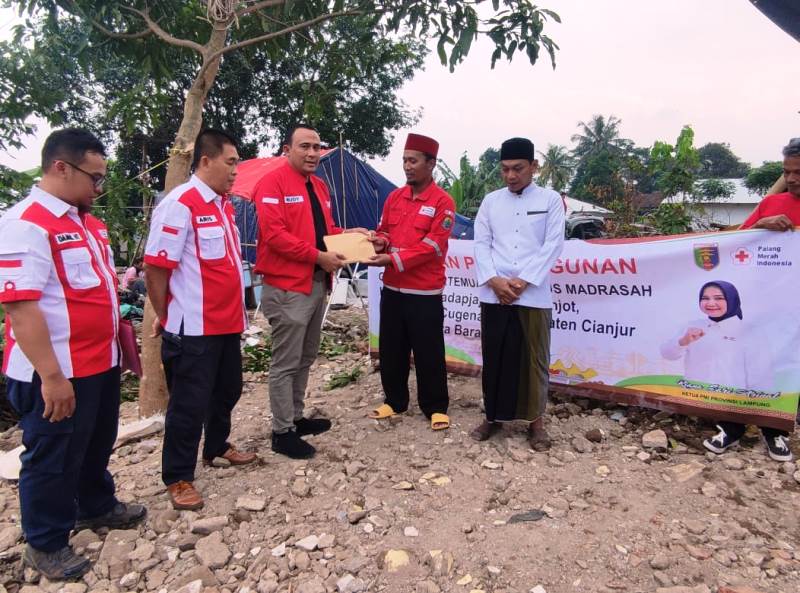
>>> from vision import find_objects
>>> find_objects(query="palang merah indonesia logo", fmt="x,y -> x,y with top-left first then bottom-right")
731,247 -> 752,265
693,243 -> 720,271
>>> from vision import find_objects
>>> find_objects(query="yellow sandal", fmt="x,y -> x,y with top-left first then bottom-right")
431,413 -> 450,431
369,403 -> 397,420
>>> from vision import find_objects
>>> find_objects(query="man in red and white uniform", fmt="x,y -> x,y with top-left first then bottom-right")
253,124 -> 366,459
145,129 -> 255,511
367,133 -> 455,430
0,129 -> 145,580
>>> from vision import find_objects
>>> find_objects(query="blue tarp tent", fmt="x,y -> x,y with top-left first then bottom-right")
231,148 -> 474,263
317,148 -> 395,231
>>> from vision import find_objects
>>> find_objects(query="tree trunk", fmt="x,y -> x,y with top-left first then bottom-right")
138,27 -> 228,417
138,300 -> 166,417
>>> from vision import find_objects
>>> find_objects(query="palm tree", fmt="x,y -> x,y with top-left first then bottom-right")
571,114 -> 628,159
537,144 -> 573,192
437,153 -> 502,217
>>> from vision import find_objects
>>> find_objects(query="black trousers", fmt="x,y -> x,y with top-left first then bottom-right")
161,332 -> 242,485
6,368 -> 119,552
718,421 -> 788,440
379,287 -> 449,418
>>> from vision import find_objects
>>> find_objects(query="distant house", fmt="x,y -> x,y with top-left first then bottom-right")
664,179 -> 760,229
631,191 -> 665,214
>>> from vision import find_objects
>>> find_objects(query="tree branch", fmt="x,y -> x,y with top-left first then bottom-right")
235,0 -> 286,19
211,8 -> 366,60
120,5 -> 205,54
256,9 -> 313,43
63,0 -> 151,39
89,18 -> 152,39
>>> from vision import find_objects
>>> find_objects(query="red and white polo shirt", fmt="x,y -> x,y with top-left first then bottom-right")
0,187 -> 120,381
145,175 -> 246,336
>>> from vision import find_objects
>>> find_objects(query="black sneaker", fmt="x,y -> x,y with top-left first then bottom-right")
703,425 -> 740,454
764,434 -> 793,462
75,501 -> 147,532
22,545 -> 91,580
294,417 -> 332,437
272,431 -> 316,459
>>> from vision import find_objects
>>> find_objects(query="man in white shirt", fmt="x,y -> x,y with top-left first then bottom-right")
470,137 -> 565,449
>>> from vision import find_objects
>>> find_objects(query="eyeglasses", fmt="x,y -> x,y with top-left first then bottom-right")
61,160 -> 106,190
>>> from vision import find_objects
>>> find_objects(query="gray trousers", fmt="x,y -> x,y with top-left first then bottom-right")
262,275 -> 326,433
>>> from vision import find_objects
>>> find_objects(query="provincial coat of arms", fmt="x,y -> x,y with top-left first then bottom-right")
693,243 -> 720,271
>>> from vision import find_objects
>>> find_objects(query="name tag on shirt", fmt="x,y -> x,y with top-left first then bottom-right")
527,210 -> 547,215
55,232 -> 82,245
285,195 -> 305,204
262,197 -> 279,204
419,206 -> 436,217
196,215 -> 217,224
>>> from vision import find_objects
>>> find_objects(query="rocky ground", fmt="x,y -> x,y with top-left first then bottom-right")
0,308 -> 798,593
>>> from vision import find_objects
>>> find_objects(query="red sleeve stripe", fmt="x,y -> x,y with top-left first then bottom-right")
0,289 -> 42,302
144,254 -> 179,270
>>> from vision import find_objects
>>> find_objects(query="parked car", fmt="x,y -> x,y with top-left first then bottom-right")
566,215 -> 606,240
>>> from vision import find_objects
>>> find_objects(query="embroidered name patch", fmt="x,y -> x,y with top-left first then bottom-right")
419,206 -> 436,217
98,229 -> 109,239
196,215 -> 217,224
527,210 -> 547,215
55,232 -> 81,245
262,197 -> 279,205
285,195 -> 304,204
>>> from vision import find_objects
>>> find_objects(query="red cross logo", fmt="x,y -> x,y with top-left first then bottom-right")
732,248 -> 751,265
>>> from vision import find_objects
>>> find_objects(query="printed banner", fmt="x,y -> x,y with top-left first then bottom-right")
368,230 -> 800,431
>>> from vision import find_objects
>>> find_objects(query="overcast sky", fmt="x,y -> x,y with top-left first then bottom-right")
1,1 -> 797,185
370,0 -> 798,183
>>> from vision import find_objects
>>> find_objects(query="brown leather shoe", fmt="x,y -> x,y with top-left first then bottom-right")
167,481 -> 204,511
206,446 -> 257,467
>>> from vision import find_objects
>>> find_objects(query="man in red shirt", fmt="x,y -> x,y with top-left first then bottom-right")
703,138 -> 800,462
146,129 -> 256,510
367,133 -> 455,430
0,129 -> 145,579
739,137 -> 800,231
253,124 -> 366,459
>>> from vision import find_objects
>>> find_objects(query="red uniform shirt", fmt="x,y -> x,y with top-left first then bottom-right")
0,187 -> 120,381
376,182 -> 455,294
740,192 -> 800,229
144,176 -> 246,336
253,161 -> 342,294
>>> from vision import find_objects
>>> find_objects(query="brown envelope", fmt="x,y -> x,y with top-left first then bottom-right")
323,233 -> 376,264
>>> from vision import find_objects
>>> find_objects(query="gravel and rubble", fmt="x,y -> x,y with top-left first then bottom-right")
0,309 -> 797,593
